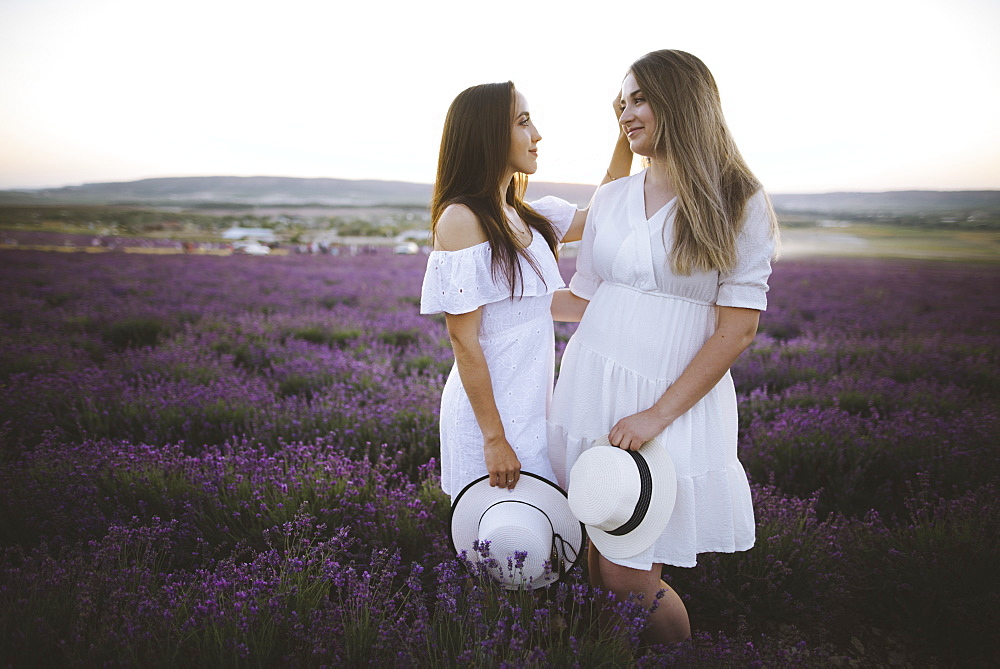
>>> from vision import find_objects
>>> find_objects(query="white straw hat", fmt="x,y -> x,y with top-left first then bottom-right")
450,471 -> 584,590
567,435 -> 677,559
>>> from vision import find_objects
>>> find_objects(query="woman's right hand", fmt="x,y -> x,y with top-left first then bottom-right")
484,438 -> 521,490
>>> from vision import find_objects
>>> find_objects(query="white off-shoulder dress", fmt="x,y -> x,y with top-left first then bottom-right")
548,171 -> 776,569
420,197 -> 577,499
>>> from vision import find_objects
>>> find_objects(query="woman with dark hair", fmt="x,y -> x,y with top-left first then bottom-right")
420,81 -> 631,500
548,50 -> 780,643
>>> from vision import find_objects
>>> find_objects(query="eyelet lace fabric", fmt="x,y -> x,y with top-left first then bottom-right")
420,196 -> 578,498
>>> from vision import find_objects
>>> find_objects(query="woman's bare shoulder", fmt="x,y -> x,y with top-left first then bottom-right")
435,203 -> 488,251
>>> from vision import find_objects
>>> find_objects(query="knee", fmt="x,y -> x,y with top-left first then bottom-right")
599,560 -> 655,598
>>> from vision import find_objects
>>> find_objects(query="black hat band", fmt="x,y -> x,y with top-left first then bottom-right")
605,450 -> 652,537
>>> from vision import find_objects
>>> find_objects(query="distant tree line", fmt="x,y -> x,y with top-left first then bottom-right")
0,206 -> 422,240
10,204 -> 993,238
0,206 -> 260,236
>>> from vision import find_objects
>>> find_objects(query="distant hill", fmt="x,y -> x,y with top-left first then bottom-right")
0,176 -> 605,209
1,176 -> 997,216
0,176 -> 435,207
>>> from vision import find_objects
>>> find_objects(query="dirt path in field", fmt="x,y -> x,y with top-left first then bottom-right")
779,228 -> 1000,262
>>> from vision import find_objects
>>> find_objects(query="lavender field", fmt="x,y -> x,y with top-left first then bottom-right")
1,248 -> 998,666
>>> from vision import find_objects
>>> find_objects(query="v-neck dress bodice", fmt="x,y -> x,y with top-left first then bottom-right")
420,196 -> 577,498
548,171 -> 776,569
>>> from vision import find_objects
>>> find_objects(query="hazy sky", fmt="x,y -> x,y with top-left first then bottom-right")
1,0 -> 998,193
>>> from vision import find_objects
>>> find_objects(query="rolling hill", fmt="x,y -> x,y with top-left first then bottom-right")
2,176 -> 998,216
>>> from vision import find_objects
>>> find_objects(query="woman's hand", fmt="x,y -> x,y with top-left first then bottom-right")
608,407 -> 670,451
484,438 -> 521,489
612,93 -> 624,122
600,93 -> 631,186
609,306 -> 761,452
444,302 -> 519,491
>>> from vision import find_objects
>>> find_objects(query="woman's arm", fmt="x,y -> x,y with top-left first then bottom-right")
445,309 -> 522,489
561,101 -> 633,243
608,306 -> 761,450
604,122 -> 634,183
551,288 -> 590,323
434,203 -> 521,488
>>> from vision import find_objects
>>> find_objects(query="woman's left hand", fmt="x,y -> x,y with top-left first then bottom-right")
612,93 -> 624,122
608,408 -> 670,451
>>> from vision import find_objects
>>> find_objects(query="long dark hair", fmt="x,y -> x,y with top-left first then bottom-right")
431,81 -> 560,298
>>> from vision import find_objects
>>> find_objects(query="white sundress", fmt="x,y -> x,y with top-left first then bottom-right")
548,170 -> 776,569
420,196 -> 578,499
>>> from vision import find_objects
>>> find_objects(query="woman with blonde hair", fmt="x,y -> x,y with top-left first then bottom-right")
421,81 -> 631,500
549,50 -> 779,642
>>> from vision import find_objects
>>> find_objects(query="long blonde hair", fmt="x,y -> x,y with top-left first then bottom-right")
630,50 -> 779,274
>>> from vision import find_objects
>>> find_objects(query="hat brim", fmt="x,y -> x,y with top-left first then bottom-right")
450,471 -> 584,589
575,435 -> 677,560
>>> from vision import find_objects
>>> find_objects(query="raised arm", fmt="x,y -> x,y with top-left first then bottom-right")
435,204 -> 521,489
561,98 -> 633,243
603,94 -> 634,183
608,306 -> 761,450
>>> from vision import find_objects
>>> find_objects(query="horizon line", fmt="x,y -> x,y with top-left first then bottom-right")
2,174 -> 999,196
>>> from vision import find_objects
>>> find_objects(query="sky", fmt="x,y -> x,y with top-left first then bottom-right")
1,0 -> 998,193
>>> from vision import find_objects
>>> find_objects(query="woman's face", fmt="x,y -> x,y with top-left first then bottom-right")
619,72 -> 657,158
507,90 -> 541,175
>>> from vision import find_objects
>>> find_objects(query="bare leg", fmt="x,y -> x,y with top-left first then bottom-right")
586,539 -> 606,591
597,552 -> 691,644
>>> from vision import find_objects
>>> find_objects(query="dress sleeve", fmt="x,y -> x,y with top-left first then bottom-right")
717,190 -> 777,311
530,196 -> 578,242
567,187 -> 603,300
420,243 -> 511,315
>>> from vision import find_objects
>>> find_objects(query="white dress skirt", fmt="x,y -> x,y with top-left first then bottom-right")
548,171 -> 776,569
420,197 -> 577,499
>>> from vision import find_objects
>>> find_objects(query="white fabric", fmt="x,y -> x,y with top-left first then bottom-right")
420,196 -> 578,498
549,170 -> 775,569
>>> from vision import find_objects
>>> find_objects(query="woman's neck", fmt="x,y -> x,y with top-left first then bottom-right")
499,173 -> 513,206
644,161 -> 674,193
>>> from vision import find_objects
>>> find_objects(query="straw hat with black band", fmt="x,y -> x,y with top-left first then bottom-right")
450,471 -> 584,590
567,435 -> 677,559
